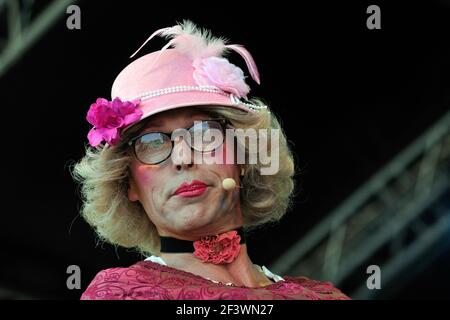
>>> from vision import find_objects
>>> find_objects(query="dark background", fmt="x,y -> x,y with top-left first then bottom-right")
1,0 -> 449,299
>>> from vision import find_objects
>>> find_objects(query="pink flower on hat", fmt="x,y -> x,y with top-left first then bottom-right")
193,56 -> 250,99
86,97 -> 142,147
193,230 -> 241,264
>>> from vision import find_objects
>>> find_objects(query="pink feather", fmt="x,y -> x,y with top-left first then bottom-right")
226,44 -> 260,85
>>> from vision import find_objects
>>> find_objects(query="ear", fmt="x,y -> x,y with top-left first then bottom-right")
128,176 -> 140,202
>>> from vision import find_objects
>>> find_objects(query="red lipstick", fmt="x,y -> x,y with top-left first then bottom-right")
174,180 -> 209,197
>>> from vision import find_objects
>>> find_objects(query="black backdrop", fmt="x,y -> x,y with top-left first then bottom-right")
1,0 -> 449,299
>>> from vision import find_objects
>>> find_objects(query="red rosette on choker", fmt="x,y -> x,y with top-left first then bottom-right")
193,230 -> 241,264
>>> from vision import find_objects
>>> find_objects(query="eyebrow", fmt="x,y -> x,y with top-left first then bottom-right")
144,122 -> 162,129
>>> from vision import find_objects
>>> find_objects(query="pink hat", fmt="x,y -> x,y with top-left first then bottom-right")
86,20 -> 266,147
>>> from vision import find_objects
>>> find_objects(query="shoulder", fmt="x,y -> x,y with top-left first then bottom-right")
80,261 -> 170,300
282,275 -> 351,300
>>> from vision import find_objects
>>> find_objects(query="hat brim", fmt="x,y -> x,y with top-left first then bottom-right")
122,91 -> 254,134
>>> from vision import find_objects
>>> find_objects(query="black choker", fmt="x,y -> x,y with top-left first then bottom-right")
160,227 -> 246,254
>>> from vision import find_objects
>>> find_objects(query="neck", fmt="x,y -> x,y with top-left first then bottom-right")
159,226 -> 246,253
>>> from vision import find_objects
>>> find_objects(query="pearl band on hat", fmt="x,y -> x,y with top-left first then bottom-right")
130,85 -> 268,112
131,85 -> 225,100
229,93 -> 267,111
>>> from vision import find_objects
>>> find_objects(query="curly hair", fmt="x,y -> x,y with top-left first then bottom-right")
70,100 -> 297,256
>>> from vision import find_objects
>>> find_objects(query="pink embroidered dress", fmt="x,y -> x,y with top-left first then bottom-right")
81,256 -> 350,300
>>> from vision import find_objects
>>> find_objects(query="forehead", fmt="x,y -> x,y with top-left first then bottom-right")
142,107 -> 212,131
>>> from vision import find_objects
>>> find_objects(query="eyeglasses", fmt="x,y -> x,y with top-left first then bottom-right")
128,119 -> 230,165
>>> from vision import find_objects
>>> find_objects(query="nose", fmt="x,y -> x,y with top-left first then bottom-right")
172,135 -> 196,171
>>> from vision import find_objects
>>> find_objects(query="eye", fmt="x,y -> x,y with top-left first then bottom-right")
150,139 -> 164,148
138,133 -> 169,149
186,120 -> 225,151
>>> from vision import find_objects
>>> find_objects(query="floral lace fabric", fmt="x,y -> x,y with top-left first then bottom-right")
81,260 -> 351,300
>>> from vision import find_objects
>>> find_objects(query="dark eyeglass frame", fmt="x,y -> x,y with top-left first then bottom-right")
127,118 -> 232,165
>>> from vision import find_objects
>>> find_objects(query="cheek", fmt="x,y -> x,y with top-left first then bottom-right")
210,136 -> 236,164
131,164 -> 158,189
209,147 -> 239,178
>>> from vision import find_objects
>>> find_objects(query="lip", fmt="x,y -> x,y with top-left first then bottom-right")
173,180 -> 209,197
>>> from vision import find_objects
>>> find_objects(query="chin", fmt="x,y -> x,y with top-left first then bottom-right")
173,209 -> 214,232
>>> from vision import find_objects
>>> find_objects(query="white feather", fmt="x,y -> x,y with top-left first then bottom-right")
160,20 -> 228,60
129,20 -> 261,85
